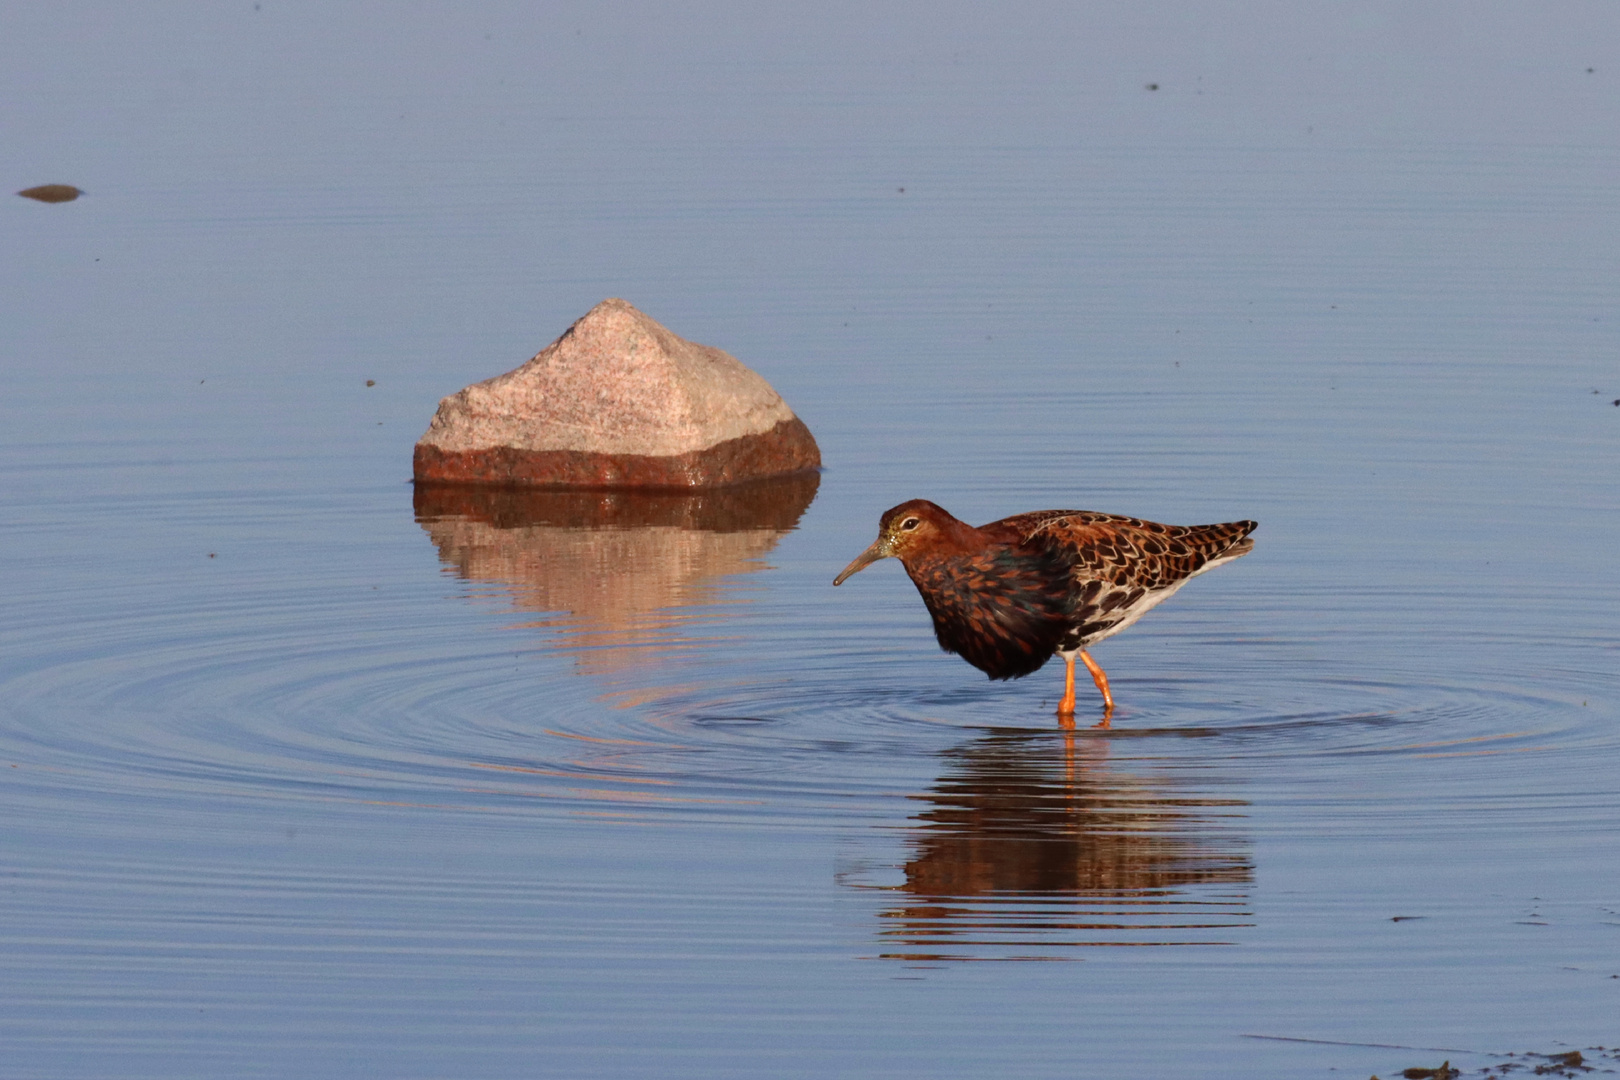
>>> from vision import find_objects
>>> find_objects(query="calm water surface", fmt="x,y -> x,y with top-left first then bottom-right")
3,4 -> 1619,1077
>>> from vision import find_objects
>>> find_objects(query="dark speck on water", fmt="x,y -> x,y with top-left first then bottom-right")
17,184 -> 82,203
1401,1063 -> 1458,1080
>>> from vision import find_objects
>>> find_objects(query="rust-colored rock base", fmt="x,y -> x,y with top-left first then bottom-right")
412,416 -> 820,490
413,470 -> 820,533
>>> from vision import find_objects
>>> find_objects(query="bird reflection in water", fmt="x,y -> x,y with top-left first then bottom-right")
413,473 -> 819,679
847,729 -> 1252,962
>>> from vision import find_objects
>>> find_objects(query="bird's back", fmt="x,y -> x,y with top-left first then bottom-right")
987,510 -> 1257,649
990,511 -> 1253,582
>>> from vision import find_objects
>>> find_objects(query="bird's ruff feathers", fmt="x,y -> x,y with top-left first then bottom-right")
903,542 -> 1074,680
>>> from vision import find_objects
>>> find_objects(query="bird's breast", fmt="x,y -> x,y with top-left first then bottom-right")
901,549 -> 1074,680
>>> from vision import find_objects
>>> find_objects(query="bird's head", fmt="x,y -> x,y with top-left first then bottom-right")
832,499 -> 959,585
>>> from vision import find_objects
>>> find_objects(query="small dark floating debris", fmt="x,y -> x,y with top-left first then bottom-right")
366,379 -> 376,387
1391,915 -> 1425,921
1402,1063 -> 1457,1080
18,184 -> 82,203
1145,82 -> 1160,90
1529,1050 -> 1588,1075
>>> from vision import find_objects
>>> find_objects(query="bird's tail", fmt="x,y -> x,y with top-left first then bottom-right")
1186,520 -> 1257,575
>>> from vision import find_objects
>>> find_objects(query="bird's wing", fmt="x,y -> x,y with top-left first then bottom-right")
974,512 -> 1257,649
989,511 -> 1257,591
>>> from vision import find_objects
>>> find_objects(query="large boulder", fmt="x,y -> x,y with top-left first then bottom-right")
413,299 -> 820,488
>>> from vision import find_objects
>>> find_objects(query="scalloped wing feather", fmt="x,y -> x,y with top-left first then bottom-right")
990,511 -> 1257,649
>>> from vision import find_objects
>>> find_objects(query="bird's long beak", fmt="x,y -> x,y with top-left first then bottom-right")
833,538 -> 890,586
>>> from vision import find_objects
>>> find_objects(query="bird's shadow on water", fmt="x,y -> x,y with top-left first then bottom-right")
838,724 -> 1256,963
836,668 -> 1576,963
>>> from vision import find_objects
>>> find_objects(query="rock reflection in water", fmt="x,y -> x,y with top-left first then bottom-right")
857,731 -> 1253,961
414,473 -> 818,674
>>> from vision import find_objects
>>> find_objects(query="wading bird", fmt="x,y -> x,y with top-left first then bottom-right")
833,500 -> 1256,723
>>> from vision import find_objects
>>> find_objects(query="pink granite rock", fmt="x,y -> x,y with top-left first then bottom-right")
414,299 -> 820,488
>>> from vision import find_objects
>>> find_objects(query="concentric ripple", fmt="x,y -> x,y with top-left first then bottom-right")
4,551 -> 1612,820
5,502 -> 1614,966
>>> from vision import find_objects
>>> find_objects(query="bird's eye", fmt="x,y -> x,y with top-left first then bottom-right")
900,517 -> 920,531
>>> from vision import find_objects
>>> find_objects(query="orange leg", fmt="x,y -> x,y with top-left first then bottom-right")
1057,652 -> 1077,717
1079,649 -> 1114,713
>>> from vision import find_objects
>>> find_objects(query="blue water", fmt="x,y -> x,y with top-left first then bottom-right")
4,4 -> 1619,1077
